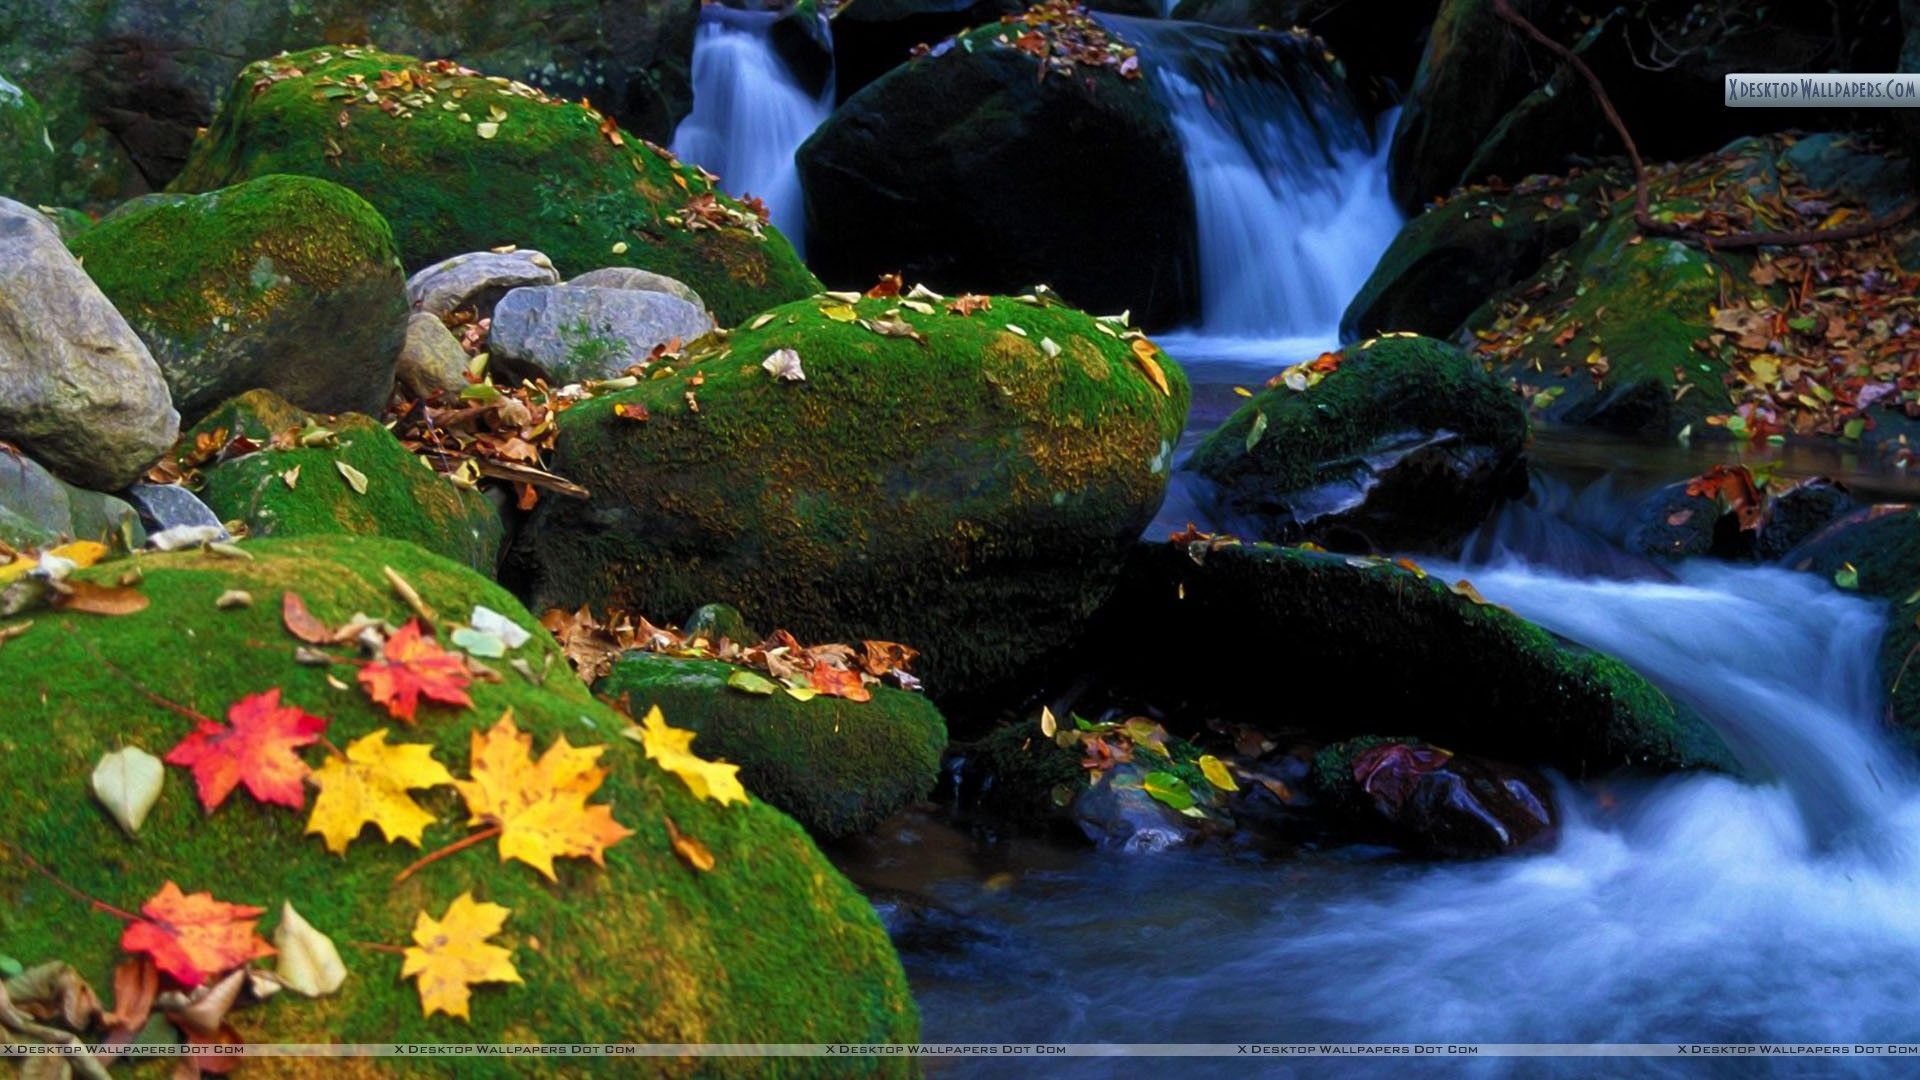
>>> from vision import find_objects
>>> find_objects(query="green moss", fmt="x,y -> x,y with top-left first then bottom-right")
0,76 -> 56,203
189,391 -> 503,574
966,715 -> 1226,829
0,536 -> 916,1073
596,654 -> 947,838
1790,506 -> 1920,732
1193,334 -> 1525,494
1104,541 -> 1737,775
528,296 -> 1190,701
169,46 -> 818,326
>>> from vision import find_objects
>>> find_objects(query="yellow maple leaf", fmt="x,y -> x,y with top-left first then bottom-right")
625,706 -> 749,807
452,711 -> 633,880
401,892 -> 523,1021
306,730 -> 455,855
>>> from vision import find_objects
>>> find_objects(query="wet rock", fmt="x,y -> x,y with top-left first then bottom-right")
1167,0 -> 1437,104
1311,737 -> 1556,857
566,265 -> 709,312
829,0 -> 1025,103
171,46 -> 817,325
1189,335 -> 1527,552
1624,482 -> 1724,561
798,15 -> 1198,327
120,482 -> 223,540
0,197 -> 178,491
68,174 -> 407,425
406,249 -> 561,321
1788,505 -> 1920,729
770,0 -> 835,99
1756,478 -> 1856,563
395,313 -> 473,399
489,285 -> 713,384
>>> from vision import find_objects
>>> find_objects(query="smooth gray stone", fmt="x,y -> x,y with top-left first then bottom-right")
396,312 -> 473,398
565,265 -> 708,312
406,249 -> 560,320
123,482 -> 227,540
489,284 -> 712,384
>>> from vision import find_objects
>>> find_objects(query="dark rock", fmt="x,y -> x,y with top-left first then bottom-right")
1624,481 -> 1722,560
1169,0 -> 1438,105
0,76 -> 56,202
1189,335 -> 1528,552
1756,478 -> 1857,563
1311,736 -> 1556,857
771,0 -> 835,99
684,602 -> 759,646
1787,505 -> 1920,729
120,482 -> 224,539
829,0 -> 1025,103
798,17 -> 1198,327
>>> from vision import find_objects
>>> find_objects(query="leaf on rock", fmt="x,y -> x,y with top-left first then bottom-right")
54,580 -> 150,616
664,815 -> 715,873
947,294 -> 991,316
1244,410 -> 1268,453
120,882 -> 274,988
1352,742 -> 1452,815
819,303 -> 858,323
401,892 -> 522,1021
1130,339 -> 1171,396
358,620 -> 474,723
761,347 -> 806,382
454,712 -> 633,880
626,705 -> 749,806
92,745 -> 165,836
1142,770 -> 1194,810
725,669 -> 778,696
1198,754 -> 1239,792
807,662 -> 871,702
306,729 -> 455,855
272,903 -> 346,998
164,689 -> 327,811
281,592 -> 333,644
1836,562 -> 1860,590
334,461 -> 369,495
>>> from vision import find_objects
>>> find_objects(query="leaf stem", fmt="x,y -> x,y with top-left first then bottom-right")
392,825 -> 502,885
74,632 -> 217,726
1,841 -> 140,922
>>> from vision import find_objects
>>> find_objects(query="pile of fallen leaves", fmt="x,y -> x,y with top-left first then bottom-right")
388,376 -> 588,511
911,0 -> 1140,80
3,561 -> 750,1067
540,604 -> 921,702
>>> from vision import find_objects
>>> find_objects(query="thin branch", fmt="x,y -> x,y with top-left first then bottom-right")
393,825 -> 503,885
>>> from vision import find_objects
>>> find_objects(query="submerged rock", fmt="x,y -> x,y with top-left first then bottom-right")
0,198 -> 178,491
597,652 -> 948,838
0,535 -> 919,1057
69,174 -> 408,425
489,284 -> 713,384
523,294 -> 1189,701
187,390 -> 503,574
1189,335 -> 1527,552
170,46 -> 817,325
1311,736 -> 1556,857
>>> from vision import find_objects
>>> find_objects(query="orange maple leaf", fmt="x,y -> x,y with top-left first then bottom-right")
120,882 -> 274,988
163,689 -> 327,811
450,712 -> 633,881
358,620 -> 474,723
807,662 -> 872,702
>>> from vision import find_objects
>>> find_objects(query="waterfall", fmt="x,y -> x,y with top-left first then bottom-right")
670,6 -> 832,254
1104,16 -> 1402,341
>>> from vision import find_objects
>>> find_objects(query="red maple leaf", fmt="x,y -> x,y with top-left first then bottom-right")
808,662 -> 872,702
120,882 -> 274,988
358,620 -> 474,723
164,689 -> 327,811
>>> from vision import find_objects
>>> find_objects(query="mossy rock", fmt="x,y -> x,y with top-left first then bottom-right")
798,19 -> 1198,327
1190,335 -> 1527,551
0,536 -> 916,1072
1788,504 -> 1920,733
1098,540 -> 1737,775
596,653 -> 947,838
0,75 -> 56,203
189,391 -> 503,575
69,174 -> 408,425
169,45 -> 817,326
965,715 -> 1228,841
524,295 -> 1190,703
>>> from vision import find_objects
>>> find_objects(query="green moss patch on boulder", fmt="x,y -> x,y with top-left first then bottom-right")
1189,335 -> 1527,551
0,75 -> 56,203
523,295 -> 1189,703
597,653 -> 947,838
1788,504 -> 1920,733
1100,540 -> 1737,775
69,174 -> 408,425
169,45 -> 817,326
0,536 -> 917,1069
189,390 -> 503,574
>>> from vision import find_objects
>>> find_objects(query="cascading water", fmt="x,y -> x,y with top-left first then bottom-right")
670,6 -> 832,252
1103,16 -> 1402,344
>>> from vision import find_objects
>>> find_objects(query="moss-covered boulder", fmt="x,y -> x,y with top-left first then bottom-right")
1098,540 -> 1737,775
169,46 -> 817,327
1168,0 -> 1435,104
524,294 -> 1190,701
0,536 -> 916,1068
188,391 -> 502,574
1788,505 -> 1920,732
597,653 -> 947,838
798,15 -> 1198,327
69,174 -> 407,425
0,75 -> 55,203
1190,335 -> 1527,551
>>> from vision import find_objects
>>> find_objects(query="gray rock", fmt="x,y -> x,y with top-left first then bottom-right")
396,313 -> 473,399
407,250 -> 560,320
122,482 -> 227,540
0,450 -> 144,549
565,266 -> 708,312
489,285 -> 713,384
0,197 -> 179,490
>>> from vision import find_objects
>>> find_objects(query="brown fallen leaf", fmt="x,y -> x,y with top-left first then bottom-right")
664,815 -> 714,873
281,592 -> 333,644
1130,338 -> 1172,396
54,581 -> 149,616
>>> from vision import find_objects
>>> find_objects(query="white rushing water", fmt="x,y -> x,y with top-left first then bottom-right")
670,6 -> 831,253
1108,16 -> 1402,344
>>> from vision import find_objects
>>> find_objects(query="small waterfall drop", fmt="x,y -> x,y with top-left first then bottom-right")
1105,16 -> 1403,341
671,6 -> 832,253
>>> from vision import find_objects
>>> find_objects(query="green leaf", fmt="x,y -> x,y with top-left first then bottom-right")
0,955 -> 20,978
783,686 -> 819,702
1835,562 -> 1860,590
726,670 -> 779,696
1842,418 -> 1866,442
1788,316 -> 1818,333
1244,410 -> 1268,454
1142,770 -> 1193,811
450,626 -> 506,658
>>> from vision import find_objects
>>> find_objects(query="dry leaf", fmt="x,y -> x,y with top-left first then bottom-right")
92,746 -> 164,836
272,903 -> 346,997
401,892 -> 521,1021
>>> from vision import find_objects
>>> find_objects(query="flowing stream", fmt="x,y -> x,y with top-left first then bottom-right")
670,5 -> 831,252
